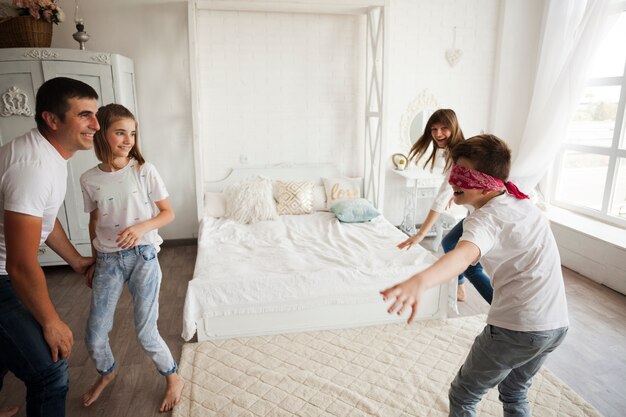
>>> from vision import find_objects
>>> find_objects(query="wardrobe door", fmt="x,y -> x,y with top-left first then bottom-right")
0,60 -> 43,145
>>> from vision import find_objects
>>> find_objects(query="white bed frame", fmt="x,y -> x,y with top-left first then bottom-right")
191,163 -> 450,341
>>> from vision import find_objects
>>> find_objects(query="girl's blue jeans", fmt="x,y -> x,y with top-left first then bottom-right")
449,324 -> 568,417
0,275 -> 68,417
85,245 -> 176,376
441,219 -> 493,304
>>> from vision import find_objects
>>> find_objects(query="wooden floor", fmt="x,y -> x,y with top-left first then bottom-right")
1,242 -> 625,416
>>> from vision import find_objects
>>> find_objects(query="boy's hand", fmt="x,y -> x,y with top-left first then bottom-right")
397,233 -> 424,250
380,276 -> 427,324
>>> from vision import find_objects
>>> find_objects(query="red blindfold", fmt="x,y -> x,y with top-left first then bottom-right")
449,164 -> 529,200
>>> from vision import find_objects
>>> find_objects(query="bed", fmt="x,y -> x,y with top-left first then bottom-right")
182,164 -> 452,341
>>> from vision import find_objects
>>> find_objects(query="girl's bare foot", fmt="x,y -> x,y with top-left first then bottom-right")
83,371 -> 117,407
159,373 -> 185,413
0,407 -> 18,417
457,283 -> 466,302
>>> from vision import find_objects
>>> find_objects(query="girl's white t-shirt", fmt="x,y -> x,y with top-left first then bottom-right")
461,194 -> 569,332
80,159 -> 168,253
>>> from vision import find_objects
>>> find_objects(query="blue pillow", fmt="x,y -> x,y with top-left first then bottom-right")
330,198 -> 381,223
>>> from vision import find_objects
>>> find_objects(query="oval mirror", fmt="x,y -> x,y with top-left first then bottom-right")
399,89 -> 440,151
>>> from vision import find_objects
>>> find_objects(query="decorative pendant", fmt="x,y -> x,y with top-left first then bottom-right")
445,27 -> 462,67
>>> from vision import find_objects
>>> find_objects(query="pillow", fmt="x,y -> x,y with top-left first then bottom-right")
224,177 -> 278,224
322,177 -> 361,210
330,198 -> 380,223
276,181 -> 314,215
203,191 -> 226,218
312,185 -> 327,211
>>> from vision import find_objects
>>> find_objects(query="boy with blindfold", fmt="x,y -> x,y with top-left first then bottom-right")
381,134 -> 569,417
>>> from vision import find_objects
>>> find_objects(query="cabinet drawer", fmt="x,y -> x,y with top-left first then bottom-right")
37,243 -> 92,266
37,245 -> 64,266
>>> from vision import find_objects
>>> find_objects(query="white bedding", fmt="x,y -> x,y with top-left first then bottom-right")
182,212 -> 438,341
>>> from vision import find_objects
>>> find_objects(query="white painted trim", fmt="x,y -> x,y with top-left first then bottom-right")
188,0 -> 204,223
362,4 -> 387,210
379,0 -> 390,211
196,281 -> 449,341
196,0 -> 384,15
202,162 -> 341,193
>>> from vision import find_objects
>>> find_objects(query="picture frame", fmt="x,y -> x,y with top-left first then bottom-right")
392,153 -> 408,170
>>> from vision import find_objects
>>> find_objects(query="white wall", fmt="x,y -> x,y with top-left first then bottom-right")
195,10 -> 365,183
551,219 -> 626,295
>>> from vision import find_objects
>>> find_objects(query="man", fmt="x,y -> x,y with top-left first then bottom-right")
0,77 -> 100,417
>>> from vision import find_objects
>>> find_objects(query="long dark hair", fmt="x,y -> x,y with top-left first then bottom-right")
407,108 -> 464,172
93,104 -> 145,169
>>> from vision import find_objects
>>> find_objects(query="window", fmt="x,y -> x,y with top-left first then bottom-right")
551,10 -> 626,227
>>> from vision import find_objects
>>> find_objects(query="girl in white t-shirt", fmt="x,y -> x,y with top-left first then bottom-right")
79,104 -> 184,413
397,109 -> 493,303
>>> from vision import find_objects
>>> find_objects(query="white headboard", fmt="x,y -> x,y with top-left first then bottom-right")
198,162 -> 341,220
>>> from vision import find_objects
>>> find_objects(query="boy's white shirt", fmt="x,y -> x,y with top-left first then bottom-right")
461,193 -> 569,332
80,159 -> 168,253
0,128 -> 67,274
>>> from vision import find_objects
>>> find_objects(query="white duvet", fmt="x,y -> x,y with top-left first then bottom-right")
182,212 -> 438,340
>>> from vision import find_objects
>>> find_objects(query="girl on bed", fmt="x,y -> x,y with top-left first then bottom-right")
396,108 -> 493,304
79,104 -> 184,412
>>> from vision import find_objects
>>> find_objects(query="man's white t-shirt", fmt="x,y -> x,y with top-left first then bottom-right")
0,128 -> 68,275
461,193 -> 569,332
80,159 -> 168,253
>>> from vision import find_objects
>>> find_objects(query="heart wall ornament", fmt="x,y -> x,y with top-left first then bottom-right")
445,27 -> 462,67
445,48 -> 463,67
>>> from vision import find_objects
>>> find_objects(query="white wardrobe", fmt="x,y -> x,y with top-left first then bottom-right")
0,48 -> 136,265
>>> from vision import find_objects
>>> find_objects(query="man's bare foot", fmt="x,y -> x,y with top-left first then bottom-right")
159,373 -> 185,413
82,371 -> 117,407
0,406 -> 18,417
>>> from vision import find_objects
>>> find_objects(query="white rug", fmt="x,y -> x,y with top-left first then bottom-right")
174,315 -> 601,417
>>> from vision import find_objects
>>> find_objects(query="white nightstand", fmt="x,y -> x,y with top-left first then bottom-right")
393,168 -> 444,235
393,168 -> 467,251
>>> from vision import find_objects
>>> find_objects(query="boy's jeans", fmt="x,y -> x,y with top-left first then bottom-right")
442,219 -> 493,304
0,275 -> 69,417
449,324 -> 568,417
85,245 -> 176,376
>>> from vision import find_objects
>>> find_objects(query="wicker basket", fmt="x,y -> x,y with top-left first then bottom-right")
0,16 -> 53,48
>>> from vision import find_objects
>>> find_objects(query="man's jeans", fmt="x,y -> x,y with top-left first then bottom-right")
85,245 -> 176,376
0,275 -> 69,417
442,219 -> 493,304
449,324 -> 568,417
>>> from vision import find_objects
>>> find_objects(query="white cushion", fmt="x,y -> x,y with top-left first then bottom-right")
312,185 -> 327,211
203,191 -> 226,218
224,177 -> 278,224
276,181 -> 314,215
322,177 -> 362,210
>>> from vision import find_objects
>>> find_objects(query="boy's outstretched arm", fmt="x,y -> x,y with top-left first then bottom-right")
381,240 -> 480,324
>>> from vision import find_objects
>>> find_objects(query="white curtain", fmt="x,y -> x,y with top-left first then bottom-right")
509,0 -> 617,193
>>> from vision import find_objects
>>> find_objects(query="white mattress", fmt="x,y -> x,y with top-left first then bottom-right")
182,212 -> 438,340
